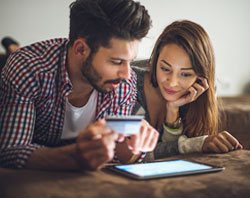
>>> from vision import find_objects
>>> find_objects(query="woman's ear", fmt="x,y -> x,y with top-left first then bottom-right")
73,38 -> 91,58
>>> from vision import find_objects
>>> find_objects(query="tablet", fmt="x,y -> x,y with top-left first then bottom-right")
107,159 -> 224,180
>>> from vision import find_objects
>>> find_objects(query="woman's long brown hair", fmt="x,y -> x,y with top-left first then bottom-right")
150,20 -> 219,137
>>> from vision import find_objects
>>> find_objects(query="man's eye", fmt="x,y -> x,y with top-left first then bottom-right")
112,60 -> 122,65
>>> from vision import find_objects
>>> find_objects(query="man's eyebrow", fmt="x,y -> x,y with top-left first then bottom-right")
110,57 -> 124,61
161,60 -> 193,70
110,57 -> 135,62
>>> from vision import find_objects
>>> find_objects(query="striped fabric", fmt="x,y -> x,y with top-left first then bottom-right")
0,38 -> 137,168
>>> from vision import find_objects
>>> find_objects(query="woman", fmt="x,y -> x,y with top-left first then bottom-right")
133,20 -> 243,159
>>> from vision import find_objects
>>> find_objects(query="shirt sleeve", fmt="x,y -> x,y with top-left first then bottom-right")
178,135 -> 208,154
153,121 -> 205,158
152,125 -> 181,159
0,53 -> 43,168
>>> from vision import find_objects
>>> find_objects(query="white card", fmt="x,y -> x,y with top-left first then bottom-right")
106,116 -> 143,135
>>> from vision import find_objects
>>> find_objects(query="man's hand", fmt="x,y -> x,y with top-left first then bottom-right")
75,119 -> 119,170
202,131 -> 243,153
126,119 -> 159,154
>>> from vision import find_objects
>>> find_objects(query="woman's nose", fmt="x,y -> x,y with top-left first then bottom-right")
167,75 -> 179,87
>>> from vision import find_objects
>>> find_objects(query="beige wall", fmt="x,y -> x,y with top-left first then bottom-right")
0,0 -> 249,96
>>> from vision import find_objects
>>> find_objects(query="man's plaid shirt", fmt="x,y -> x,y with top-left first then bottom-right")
0,38 -> 137,168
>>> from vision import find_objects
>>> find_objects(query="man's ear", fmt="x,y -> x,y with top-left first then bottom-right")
73,38 -> 91,58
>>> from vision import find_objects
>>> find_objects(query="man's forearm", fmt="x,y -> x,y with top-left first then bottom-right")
26,144 -> 80,171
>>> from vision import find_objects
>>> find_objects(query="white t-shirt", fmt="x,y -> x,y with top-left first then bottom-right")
61,90 -> 98,139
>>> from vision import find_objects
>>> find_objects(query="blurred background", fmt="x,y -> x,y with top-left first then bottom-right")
0,0 -> 249,96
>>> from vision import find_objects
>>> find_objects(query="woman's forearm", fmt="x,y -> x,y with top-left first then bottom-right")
165,104 -> 179,124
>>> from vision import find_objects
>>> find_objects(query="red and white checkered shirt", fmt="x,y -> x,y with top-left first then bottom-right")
0,38 -> 137,168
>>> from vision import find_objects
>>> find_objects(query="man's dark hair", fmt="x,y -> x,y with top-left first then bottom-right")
69,0 -> 151,53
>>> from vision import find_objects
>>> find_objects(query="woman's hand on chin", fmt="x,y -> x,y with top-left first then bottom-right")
168,77 -> 209,108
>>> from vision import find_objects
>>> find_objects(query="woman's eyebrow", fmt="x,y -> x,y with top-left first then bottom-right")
161,60 -> 172,67
161,60 -> 193,70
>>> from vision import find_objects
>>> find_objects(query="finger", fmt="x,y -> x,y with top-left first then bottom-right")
212,137 -> 230,153
77,133 -> 117,155
207,141 -> 221,153
187,86 -> 198,102
84,149 -> 115,170
140,127 -> 156,152
84,147 -> 114,162
127,134 -> 141,154
199,77 -> 209,90
138,128 -> 150,152
77,139 -> 104,154
147,129 -> 159,151
217,133 -> 234,151
78,122 -> 112,140
116,134 -> 125,143
235,142 -> 243,149
203,136 -> 222,153
100,132 -> 118,149
192,83 -> 206,99
220,131 -> 242,149
175,87 -> 197,106
137,121 -> 149,150
97,118 -> 106,125
78,133 -> 117,159
127,120 -> 148,153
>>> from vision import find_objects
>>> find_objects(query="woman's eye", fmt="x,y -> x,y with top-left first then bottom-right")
160,66 -> 170,72
181,73 -> 193,77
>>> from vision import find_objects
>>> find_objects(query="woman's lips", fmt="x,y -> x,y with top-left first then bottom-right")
164,87 -> 178,95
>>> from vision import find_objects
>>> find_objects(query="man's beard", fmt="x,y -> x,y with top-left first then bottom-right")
81,54 -> 124,93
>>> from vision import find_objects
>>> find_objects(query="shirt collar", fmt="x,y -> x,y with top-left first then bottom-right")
59,39 -> 72,97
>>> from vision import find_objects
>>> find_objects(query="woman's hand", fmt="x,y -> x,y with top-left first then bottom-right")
169,77 -> 209,109
165,77 -> 209,124
126,119 -> 159,154
202,131 -> 243,153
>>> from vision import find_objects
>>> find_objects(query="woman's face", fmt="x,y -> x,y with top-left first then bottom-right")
156,44 -> 198,102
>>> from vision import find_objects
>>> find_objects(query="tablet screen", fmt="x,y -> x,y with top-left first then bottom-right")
109,160 -> 224,179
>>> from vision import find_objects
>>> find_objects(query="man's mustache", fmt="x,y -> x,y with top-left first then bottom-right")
105,79 -> 126,84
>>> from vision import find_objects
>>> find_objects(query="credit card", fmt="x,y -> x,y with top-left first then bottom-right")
106,116 -> 144,135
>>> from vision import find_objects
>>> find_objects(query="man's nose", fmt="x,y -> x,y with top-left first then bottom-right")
118,63 -> 130,79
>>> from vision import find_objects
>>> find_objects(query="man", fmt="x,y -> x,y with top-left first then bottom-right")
0,0 -> 159,171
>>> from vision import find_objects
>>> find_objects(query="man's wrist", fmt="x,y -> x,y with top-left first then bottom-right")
26,145 -> 80,170
70,143 -> 88,170
127,153 -> 141,163
115,140 -> 147,164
